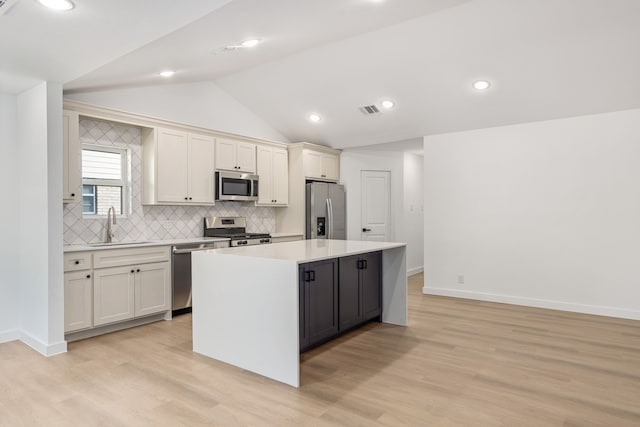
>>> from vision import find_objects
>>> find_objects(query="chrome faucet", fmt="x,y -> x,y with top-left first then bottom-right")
106,206 -> 117,243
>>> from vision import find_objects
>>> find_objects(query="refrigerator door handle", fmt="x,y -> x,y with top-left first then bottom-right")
329,198 -> 334,239
326,198 -> 332,239
330,198 -> 333,239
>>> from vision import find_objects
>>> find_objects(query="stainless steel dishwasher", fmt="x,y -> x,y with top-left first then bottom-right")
171,240 -> 229,314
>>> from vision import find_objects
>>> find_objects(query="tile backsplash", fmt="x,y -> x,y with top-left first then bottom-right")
63,118 -> 275,245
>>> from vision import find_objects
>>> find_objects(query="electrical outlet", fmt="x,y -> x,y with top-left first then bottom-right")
457,275 -> 465,284
162,220 -> 173,231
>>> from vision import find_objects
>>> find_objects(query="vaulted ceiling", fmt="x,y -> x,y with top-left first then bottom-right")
2,0 -> 640,149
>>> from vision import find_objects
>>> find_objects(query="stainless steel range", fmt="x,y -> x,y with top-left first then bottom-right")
204,216 -> 271,247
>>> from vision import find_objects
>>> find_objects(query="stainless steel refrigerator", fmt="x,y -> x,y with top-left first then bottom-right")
306,182 -> 346,240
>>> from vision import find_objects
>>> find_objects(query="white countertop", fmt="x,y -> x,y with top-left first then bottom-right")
64,237 -> 230,253
205,239 -> 406,263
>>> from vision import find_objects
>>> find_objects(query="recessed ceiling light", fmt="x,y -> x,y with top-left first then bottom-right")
240,39 -> 262,48
38,0 -> 74,10
308,113 -> 322,123
159,70 -> 175,78
473,80 -> 491,90
381,100 -> 395,109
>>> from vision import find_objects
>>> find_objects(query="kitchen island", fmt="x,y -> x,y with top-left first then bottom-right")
192,239 -> 407,387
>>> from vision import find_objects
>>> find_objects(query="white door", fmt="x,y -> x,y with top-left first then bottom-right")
361,171 -> 391,241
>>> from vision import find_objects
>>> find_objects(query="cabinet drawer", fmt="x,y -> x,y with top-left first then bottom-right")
64,252 -> 92,272
93,246 -> 170,269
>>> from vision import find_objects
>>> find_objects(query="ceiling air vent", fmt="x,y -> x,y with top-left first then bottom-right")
359,104 -> 380,115
0,0 -> 19,16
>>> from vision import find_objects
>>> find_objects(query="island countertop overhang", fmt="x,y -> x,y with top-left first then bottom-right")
201,239 -> 406,264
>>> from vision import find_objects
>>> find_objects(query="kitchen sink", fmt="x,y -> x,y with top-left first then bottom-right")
88,241 -> 152,247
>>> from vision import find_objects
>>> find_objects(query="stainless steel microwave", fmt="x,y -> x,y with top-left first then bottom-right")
215,171 -> 259,201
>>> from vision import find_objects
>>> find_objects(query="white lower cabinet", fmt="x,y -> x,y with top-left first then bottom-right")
64,271 -> 93,333
93,265 -> 136,326
134,262 -> 171,317
94,261 -> 170,327
65,246 -> 171,335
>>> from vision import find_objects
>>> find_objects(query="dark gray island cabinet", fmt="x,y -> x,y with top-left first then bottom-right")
192,239 -> 406,387
299,251 -> 382,351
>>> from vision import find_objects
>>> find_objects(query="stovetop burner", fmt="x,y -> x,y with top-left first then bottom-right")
203,217 -> 271,246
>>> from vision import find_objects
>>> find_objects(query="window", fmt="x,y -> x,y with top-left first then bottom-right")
82,145 -> 129,216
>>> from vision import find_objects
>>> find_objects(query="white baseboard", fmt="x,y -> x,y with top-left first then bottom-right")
0,329 -> 19,344
423,286 -> 640,321
408,267 -> 424,276
19,331 -> 67,356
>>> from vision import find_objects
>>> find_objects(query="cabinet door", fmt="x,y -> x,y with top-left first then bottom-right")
305,259 -> 339,347
303,150 -> 323,179
93,266 -> 135,326
236,141 -> 256,173
256,146 -> 274,204
322,153 -> 339,181
188,133 -> 215,204
361,251 -> 382,321
157,128 -> 189,203
63,110 -> 80,203
272,148 -> 289,205
215,138 -> 237,171
134,262 -> 170,317
338,255 -> 361,331
64,271 -> 93,333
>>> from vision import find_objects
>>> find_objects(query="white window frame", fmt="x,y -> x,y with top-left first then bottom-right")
81,144 -> 131,218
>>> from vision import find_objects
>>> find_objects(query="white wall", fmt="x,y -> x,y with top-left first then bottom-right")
423,109 -> 640,320
65,81 -> 290,143
403,153 -> 424,275
17,82 -> 66,354
0,93 -> 20,343
340,150 -> 424,274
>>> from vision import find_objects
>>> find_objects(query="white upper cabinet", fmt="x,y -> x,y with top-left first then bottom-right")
303,149 -> 339,181
272,148 -> 289,205
216,137 -> 256,173
188,134 -> 217,204
63,110 -> 81,203
156,128 -> 190,203
144,127 -> 215,205
256,146 -> 288,206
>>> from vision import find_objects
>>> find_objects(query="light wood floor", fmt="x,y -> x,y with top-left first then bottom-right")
1,273 -> 639,426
